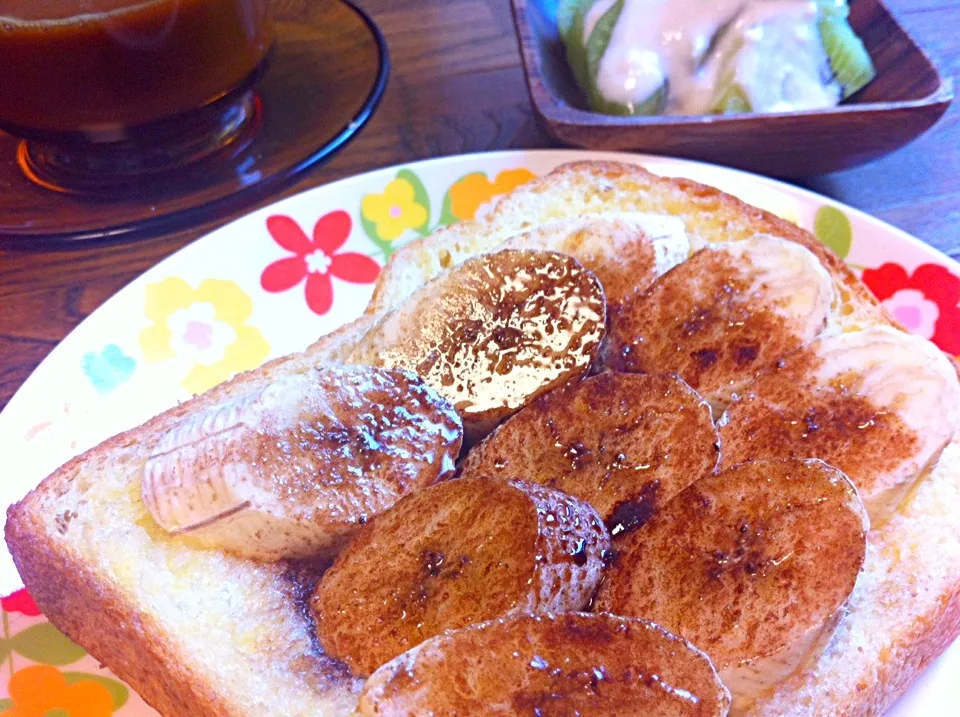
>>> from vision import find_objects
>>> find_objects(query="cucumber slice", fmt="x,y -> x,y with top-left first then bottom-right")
592,82 -> 668,116
712,83 -> 752,114
706,29 -> 749,115
820,16 -> 875,98
583,0 -> 664,115
817,0 -> 850,20
564,0 -> 595,92
585,0 -> 625,82
557,0 -> 584,42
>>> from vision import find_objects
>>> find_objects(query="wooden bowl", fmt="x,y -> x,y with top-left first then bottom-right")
511,0 -> 952,177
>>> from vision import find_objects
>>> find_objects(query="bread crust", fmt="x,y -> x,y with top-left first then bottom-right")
367,161 -> 888,330
7,495 -> 238,716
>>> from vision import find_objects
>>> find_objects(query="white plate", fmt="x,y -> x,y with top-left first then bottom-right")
2,150 -> 958,715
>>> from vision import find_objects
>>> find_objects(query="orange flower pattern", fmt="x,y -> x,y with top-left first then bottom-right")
5,665 -> 113,717
446,168 -> 536,222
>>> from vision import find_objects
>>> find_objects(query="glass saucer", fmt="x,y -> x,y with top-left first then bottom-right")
0,0 -> 389,248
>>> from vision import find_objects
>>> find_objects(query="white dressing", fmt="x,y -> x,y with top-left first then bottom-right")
586,0 -> 843,115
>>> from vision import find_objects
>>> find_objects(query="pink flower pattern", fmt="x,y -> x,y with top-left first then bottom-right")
862,263 -> 960,356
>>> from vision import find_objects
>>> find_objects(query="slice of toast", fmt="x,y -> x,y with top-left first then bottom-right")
7,160 -> 960,717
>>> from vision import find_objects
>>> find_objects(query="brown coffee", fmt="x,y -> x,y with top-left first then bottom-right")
0,0 -> 273,134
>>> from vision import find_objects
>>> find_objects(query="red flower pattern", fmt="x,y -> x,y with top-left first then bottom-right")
2,588 -> 41,616
260,211 -> 381,315
861,262 -> 960,355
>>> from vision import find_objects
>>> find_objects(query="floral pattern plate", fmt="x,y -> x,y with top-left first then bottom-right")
1,150 -> 957,716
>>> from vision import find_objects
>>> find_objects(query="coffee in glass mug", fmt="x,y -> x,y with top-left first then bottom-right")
0,0 -> 274,189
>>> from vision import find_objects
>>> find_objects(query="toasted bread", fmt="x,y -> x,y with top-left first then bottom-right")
6,159 -> 960,717
459,372 -> 718,535
312,478 -> 609,675
355,613 -> 732,716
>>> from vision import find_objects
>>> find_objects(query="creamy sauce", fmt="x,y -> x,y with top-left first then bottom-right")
584,0 -> 840,115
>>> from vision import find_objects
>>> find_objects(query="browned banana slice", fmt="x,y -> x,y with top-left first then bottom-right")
719,325 -> 960,524
345,249 -> 606,443
604,236 -> 835,409
141,365 -> 462,561
594,459 -> 868,712
355,612 -> 731,717
499,213 -> 689,305
460,372 -> 719,536
312,478 -> 610,676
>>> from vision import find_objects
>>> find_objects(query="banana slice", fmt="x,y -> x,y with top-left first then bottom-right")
460,372 -> 719,536
356,613 -> 732,716
345,249 -> 607,443
500,212 -> 689,306
718,325 -> 960,524
593,459 -> 868,713
312,477 -> 610,676
141,365 -> 462,561
604,235 -> 836,410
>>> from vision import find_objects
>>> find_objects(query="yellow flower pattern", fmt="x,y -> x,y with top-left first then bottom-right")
139,277 -> 270,395
361,178 -> 429,241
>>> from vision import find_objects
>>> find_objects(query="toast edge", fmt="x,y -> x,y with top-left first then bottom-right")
365,160 -> 890,330
6,495 -> 236,717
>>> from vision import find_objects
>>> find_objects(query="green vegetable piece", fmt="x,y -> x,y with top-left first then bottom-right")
820,16 -> 875,98
593,83 -> 667,116
583,0 -> 664,115
557,0 -> 584,42
705,27 -> 747,115
585,0 -> 625,83
564,0 -> 594,92
712,83 -> 752,114
817,0 -> 850,19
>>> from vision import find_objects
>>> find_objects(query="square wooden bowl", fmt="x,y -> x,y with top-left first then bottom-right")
512,0 -> 952,177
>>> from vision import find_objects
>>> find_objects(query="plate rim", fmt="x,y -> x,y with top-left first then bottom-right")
2,147 -> 959,714
5,147 -> 960,421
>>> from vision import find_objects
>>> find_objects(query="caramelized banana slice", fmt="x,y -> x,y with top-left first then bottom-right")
604,235 -> 835,409
356,613 -> 731,716
719,326 -> 960,524
141,366 -> 462,561
345,249 -> 606,442
460,373 -> 719,536
312,478 -> 610,676
499,213 -> 689,305
594,459 -> 868,713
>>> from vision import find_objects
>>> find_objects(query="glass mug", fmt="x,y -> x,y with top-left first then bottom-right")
0,0 -> 273,193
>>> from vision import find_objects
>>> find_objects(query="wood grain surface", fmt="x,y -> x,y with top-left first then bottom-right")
0,0 -> 958,411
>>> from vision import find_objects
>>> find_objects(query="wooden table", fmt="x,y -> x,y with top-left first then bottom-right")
0,0 -> 957,411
